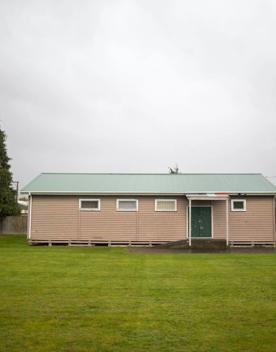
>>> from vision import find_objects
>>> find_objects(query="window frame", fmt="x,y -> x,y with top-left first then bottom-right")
231,199 -> 246,212
79,198 -> 101,211
116,199 -> 138,212
155,199 -> 177,212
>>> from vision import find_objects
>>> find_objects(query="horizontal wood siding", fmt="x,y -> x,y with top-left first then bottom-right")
79,197 -> 138,241
229,196 -> 274,242
31,196 -> 186,242
30,195 -> 275,243
138,197 -> 186,241
32,196 -> 78,240
212,201 -> 227,239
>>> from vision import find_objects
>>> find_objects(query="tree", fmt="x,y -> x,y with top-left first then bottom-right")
0,128 -> 20,218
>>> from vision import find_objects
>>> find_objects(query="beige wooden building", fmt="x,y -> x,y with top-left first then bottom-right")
22,173 -> 276,246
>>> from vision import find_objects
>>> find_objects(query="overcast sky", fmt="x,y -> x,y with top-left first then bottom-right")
1,0 -> 276,187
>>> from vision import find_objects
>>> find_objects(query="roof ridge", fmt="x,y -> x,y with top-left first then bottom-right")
40,172 -> 263,175
263,176 -> 276,188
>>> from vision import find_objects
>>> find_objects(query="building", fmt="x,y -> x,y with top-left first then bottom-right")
22,173 -> 276,246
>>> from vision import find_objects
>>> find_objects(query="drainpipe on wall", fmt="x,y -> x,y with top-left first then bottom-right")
188,198 -> 192,247
272,196 -> 276,247
27,193 -> 32,240
226,197 -> 229,246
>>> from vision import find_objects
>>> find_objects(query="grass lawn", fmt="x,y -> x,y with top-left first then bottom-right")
1,235 -> 276,352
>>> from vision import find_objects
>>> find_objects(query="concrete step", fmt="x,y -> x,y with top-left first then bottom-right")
191,239 -> 227,249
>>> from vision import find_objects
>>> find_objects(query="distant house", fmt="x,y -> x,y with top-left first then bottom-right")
22,173 -> 276,246
18,200 -> 28,214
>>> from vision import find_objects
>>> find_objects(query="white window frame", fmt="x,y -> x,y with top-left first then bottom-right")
231,199 -> 246,212
116,199 -> 138,212
155,199 -> 177,212
79,199 -> 101,211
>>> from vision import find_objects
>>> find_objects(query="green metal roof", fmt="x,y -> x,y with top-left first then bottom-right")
21,173 -> 276,194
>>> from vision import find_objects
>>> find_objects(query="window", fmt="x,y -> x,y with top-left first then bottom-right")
231,199 -> 246,212
155,199 -> 177,212
117,199 -> 138,211
79,199 -> 100,211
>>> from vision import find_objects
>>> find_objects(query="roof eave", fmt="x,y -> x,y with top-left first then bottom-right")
21,191 -> 276,196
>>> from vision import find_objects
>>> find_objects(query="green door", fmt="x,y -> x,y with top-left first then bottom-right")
191,207 -> 212,237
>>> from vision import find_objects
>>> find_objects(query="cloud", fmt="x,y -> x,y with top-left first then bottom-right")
0,0 -> 276,186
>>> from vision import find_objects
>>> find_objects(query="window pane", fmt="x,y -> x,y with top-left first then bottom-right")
118,200 -> 137,210
233,201 -> 244,209
156,200 -> 176,211
81,200 -> 99,209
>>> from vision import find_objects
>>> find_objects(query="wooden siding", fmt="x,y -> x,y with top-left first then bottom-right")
31,196 -> 79,240
138,197 -> 186,241
229,196 -> 275,242
187,198 -> 275,241
31,196 -> 186,242
213,201 -> 227,239
30,195 -> 275,243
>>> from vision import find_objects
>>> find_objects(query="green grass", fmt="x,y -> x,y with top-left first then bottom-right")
1,235 -> 276,352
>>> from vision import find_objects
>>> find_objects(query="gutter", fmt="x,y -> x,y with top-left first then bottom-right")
21,191 -> 276,196
27,193 -> 32,240
272,195 -> 276,247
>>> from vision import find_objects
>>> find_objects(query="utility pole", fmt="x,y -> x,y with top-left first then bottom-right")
12,181 -> 19,202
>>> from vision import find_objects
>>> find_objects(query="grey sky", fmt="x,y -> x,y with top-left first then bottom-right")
1,0 -> 276,187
